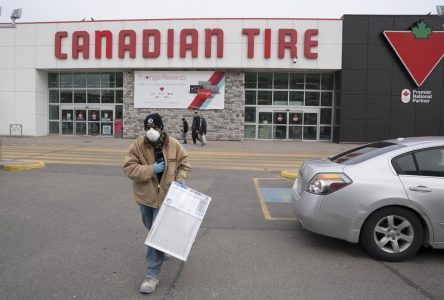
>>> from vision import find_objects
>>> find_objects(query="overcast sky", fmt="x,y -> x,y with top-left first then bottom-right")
1,0 -> 442,23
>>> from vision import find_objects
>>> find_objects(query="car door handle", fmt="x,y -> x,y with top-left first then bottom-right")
409,186 -> 432,192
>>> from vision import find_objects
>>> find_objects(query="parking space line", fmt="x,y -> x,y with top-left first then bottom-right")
253,178 -> 297,221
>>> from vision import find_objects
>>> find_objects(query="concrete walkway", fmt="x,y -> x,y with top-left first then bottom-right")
0,136 -> 361,175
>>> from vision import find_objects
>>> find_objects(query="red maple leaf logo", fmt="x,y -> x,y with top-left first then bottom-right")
384,21 -> 444,86
403,90 -> 410,96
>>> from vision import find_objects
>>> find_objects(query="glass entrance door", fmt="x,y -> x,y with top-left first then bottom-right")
273,112 -> 287,139
61,107 -> 114,136
61,109 -> 74,135
257,109 -> 319,140
75,108 -> 86,135
88,109 -> 100,136
288,112 -> 303,140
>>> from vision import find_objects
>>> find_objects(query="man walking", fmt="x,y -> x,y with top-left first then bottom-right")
123,113 -> 191,294
191,111 -> 201,145
199,116 -> 207,147
181,118 -> 188,144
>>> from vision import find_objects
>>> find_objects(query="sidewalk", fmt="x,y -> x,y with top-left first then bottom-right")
0,135 -> 360,175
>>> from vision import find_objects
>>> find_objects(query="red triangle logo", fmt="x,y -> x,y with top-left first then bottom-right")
384,31 -> 444,86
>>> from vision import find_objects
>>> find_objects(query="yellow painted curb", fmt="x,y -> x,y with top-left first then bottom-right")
2,161 -> 46,171
280,169 -> 298,179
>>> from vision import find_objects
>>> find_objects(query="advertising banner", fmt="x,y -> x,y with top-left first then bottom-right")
134,71 -> 225,109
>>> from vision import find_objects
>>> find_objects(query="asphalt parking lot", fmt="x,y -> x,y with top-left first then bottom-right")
1,137 -> 444,299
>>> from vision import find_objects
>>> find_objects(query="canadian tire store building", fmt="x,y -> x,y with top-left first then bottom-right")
1,15 -> 443,142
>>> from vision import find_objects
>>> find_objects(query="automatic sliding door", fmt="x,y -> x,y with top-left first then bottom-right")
289,112 -> 302,140
88,109 -> 100,136
273,112 -> 287,139
75,109 -> 86,135
61,109 -> 73,135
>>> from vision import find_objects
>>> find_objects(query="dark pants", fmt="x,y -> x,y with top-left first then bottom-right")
192,130 -> 200,144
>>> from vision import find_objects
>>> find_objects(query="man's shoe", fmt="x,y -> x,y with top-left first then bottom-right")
140,276 -> 159,294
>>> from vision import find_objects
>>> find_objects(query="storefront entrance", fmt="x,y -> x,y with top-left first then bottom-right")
257,108 -> 320,140
61,107 -> 114,136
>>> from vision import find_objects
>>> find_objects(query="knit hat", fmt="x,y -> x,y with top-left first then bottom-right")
144,113 -> 163,130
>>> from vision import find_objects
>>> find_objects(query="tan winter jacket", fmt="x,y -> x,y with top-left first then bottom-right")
122,134 -> 191,208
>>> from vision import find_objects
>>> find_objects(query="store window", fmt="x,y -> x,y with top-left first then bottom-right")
258,91 -> 272,105
60,90 -> 73,103
306,73 -> 320,90
274,73 -> 289,89
244,72 -> 335,141
116,90 -> 123,103
290,73 -> 304,89
273,91 -> 288,106
245,107 -> 256,123
258,73 -> 273,89
73,74 -> 86,88
87,90 -> 100,103
60,74 -> 73,88
245,72 -> 257,89
101,73 -> 115,88
245,91 -> 256,105
49,73 -> 59,88
87,73 -> 101,88
74,90 -> 87,103
49,90 -> 59,103
48,72 -> 124,136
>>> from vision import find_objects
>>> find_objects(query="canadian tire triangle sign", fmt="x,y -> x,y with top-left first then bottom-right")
384,21 -> 444,87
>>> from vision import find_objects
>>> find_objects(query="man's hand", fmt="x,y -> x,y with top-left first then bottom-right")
177,180 -> 187,187
152,161 -> 165,174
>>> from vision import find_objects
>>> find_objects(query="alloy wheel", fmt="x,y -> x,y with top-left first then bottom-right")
373,215 -> 414,254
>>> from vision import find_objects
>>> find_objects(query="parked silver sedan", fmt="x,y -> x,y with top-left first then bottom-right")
291,137 -> 444,261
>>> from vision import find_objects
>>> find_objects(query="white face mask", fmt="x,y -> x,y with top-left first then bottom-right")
146,128 -> 160,142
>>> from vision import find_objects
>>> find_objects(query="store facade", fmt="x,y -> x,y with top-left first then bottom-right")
0,18 -> 342,141
1,15 -> 442,142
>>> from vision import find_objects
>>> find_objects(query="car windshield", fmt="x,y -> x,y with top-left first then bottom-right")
329,142 -> 404,165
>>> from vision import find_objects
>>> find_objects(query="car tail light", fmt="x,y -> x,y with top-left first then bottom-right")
307,173 -> 352,195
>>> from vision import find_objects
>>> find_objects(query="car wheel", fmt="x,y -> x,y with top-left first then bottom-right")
360,207 -> 423,262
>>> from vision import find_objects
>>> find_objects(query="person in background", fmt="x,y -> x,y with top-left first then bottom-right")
199,116 -> 207,147
191,111 -> 201,145
181,117 -> 188,144
122,113 -> 191,294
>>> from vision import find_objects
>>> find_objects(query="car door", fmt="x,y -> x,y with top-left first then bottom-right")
393,147 -> 444,242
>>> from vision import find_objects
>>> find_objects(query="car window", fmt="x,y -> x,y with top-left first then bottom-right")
415,148 -> 444,177
330,142 -> 404,165
392,154 -> 417,175
392,148 -> 444,177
